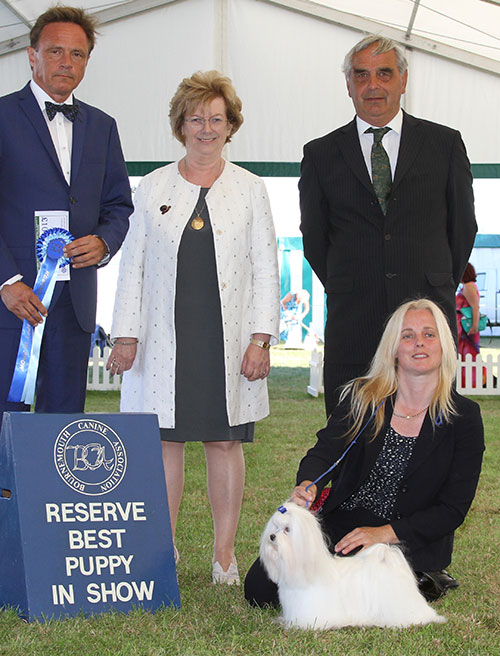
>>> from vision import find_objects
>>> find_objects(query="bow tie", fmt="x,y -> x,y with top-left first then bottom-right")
45,101 -> 79,122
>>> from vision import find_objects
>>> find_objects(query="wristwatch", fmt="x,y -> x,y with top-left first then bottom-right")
250,338 -> 271,350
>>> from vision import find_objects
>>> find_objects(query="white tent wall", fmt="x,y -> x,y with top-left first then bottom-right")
225,0 -> 356,162
0,0 -> 498,164
226,0 -> 500,164
0,49 -> 28,94
407,50 -> 500,164
75,0 -> 215,163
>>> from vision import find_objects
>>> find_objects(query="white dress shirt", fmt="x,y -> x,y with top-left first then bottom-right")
356,109 -> 403,181
30,79 -> 74,184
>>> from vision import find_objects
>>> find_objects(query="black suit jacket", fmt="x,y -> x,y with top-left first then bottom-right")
299,112 -> 477,367
296,393 -> 484,570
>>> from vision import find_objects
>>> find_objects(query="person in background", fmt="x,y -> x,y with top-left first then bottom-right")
280,289 -> 310,347
245,299 -> 484,606
456,262 -> 484,387
108,71 -> 280,585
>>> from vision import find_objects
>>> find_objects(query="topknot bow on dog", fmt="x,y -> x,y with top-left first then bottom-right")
260,501 -> 446,630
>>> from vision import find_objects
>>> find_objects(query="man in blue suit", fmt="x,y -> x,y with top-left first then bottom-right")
0,6 -> 132,428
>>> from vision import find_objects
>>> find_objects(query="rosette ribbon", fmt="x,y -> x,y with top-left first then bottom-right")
8,228 -> 74,404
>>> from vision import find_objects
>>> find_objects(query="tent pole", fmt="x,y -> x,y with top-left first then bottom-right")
214,0 -> 229,74
405,0 -> 421,40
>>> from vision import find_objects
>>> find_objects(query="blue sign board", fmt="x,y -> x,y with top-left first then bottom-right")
0,412 -> 180,621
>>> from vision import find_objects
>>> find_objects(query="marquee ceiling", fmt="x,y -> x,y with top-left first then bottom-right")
1,0 -> 499,72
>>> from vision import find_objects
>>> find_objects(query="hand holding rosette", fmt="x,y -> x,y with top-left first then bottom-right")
8,228 -> 74,404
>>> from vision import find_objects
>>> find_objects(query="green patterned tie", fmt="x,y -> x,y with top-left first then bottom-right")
366,127 -> 392,214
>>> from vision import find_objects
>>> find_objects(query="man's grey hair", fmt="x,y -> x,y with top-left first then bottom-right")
342,35 -> 408,78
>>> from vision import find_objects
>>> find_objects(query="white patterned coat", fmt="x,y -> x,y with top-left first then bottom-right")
111,161 -> 280,428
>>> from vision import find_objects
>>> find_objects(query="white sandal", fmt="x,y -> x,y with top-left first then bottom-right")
212,559 -> 240,586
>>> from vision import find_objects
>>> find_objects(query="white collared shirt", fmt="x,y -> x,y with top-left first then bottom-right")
30,79 -> 74,185
356,109 -> 403,181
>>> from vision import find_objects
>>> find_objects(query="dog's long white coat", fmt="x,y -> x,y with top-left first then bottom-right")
260,502 -> 446,630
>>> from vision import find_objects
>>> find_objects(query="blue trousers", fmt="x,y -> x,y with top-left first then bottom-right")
0,283 -> 91,430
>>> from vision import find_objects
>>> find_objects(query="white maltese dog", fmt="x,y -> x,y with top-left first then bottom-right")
260,502 -> 446,630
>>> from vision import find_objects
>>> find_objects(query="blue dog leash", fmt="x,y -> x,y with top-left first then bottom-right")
278,399 -> 441,512
277,404 -> 384,516
278,399 -> 378,515
304,400 -> 386,497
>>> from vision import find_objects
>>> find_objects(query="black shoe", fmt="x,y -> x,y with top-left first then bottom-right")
415,569 -> 459,602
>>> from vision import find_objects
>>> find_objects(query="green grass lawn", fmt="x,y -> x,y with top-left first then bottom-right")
1,347 -> 499,655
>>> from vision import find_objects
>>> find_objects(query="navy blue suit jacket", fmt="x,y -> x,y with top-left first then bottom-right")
0,83 -> 132,333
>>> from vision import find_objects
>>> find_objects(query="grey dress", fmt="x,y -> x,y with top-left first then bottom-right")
160,188 -> 254,443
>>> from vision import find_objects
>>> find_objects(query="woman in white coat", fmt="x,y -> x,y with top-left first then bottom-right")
107,71 -> 280,585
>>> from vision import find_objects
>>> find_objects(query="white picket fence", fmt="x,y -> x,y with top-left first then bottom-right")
307,349 -> 325,397
308,350 -> 500,397
457,353 -> 499,394
88,347 -> 499,396
87,346 -> 121,391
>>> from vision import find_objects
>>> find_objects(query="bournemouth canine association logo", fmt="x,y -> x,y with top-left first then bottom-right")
54,419 -> 127,495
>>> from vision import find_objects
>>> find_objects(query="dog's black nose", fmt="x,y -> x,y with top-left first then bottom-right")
270,534 -> 276,542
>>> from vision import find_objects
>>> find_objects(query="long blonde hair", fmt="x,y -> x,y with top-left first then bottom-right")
340,299 -> 457,441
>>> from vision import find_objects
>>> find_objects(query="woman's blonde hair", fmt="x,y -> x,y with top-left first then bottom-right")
340,298 -> 457,440
169,70 -> 243,145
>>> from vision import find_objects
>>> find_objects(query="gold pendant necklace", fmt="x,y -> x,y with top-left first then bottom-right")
182,158 -> 224,231
191,215 -> 204,230
191,199 -> 205,230
393,406 -> 429,420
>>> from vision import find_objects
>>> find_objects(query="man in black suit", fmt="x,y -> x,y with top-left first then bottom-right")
299,35 -> 476,415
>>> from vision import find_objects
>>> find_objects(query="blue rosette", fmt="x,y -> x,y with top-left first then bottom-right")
36,227 -> 74,267
8,228 -> 75,404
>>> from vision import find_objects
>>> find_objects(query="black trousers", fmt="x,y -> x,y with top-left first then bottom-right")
323,361 -> 368,418
244,557 -> 279,608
